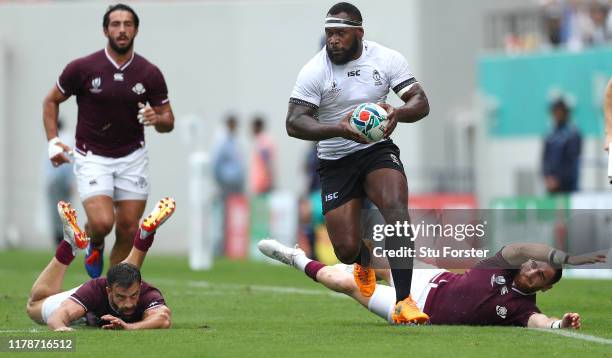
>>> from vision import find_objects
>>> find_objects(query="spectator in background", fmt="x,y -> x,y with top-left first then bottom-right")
606,0 -> 612,40
542,98 -> 582,194
299,144 -> 323,260
543,2 -> 564,47
554,0 -> 611,50
305,143 -> 321,193
562,0 -> 589,50
585,1 -> 610,45
211,115 -> 245,256
249,117 -> 275,195
212,115 -> 245,198
45,117 -> 75,245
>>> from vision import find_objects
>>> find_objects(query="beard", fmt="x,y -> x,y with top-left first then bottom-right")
108,36 -> 134,55
326,36 -> 361,65
111,301 -> 135,315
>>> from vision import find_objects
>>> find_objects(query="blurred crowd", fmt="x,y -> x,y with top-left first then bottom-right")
505,0 -> 612,52
211,115 -> 276,200
543,0 -> 612,50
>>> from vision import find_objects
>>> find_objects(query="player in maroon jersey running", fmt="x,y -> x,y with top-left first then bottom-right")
42,3 -> 175,278
26,197 -> 175,331
259,239 -> 606,328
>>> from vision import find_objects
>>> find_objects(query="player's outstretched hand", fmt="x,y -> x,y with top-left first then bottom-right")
339,109 -> 369,144
561,312 -> 581,329
49,140 -> 73,167
54,326 -> 74,332
567,253 -> 607,266
377,103 -> 397,138
101,314 -> 131,330
138,102 -> 158,127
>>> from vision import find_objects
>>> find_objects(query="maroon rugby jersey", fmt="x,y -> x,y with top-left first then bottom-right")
69,278 -> 166,327
57,48 -> 169,158
423,250 -> 541,327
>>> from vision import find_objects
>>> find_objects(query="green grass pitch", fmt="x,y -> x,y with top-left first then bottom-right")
0,250 -> 610,357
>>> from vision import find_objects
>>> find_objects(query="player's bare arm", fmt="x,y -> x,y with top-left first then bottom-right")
101,305 -> 171,330
527,312 -> 581,330
286,102 -> 367,143
379,83 -> 430,138
501,243 -> 607,267
46,299 -> 86,332
604,78 -> 612,150
138,102 -> 175,133
43,85 -> 73,167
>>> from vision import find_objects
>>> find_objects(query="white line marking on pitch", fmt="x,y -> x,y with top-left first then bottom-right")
152,278 -> 347,299
531,328 -> 612,345
0,329 -> 46,334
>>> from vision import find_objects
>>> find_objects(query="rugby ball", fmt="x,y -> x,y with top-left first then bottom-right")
349,103 -> 388,143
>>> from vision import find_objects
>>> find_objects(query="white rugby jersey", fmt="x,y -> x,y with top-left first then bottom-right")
290,40 -> 417,160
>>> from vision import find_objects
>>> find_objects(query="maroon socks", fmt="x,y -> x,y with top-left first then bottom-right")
305,261 -> 326,282
133,228 -> 155,252
55,240 -> 75,265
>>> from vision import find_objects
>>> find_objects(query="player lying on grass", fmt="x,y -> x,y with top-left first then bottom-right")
259,240 -> 606,328
26,198 -> 176,331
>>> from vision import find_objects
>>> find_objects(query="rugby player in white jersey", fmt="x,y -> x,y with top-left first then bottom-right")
286,2 -> 430,324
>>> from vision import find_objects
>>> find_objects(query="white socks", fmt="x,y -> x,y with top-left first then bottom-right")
293,253 -> 313,272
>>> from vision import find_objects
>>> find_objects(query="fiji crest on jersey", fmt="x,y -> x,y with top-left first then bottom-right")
373,69 -> 383,86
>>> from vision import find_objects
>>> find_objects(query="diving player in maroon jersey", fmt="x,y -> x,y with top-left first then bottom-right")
26,197 -> 175,331
259,239 -> 606,328
42,3 -> 175,278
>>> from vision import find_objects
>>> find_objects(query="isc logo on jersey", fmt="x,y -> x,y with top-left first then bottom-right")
325,192 -> 339,202
349,103 -> 387,143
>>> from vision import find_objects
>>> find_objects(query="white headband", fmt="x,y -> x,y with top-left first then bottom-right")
324,16 -> 363,28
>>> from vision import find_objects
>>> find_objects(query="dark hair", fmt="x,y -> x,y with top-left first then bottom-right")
550,98 -> 570,114
103,3 -> 140,29
549,268 -> 563,286
107,263 -> 142,289
225,114 -> 238,125
327,2 -> 362,23
253,117 -> 265,131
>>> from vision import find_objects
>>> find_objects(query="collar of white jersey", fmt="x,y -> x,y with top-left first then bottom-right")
104,46 -> 135,71
324,16 -> 363,28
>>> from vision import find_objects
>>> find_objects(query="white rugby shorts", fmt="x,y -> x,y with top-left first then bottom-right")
73,147 -> 149,201
41,286 -> 81,323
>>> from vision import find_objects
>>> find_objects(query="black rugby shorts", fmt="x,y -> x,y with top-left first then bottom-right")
317,140 -> 406,215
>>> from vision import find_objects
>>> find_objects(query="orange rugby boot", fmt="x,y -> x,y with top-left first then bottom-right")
392,295 -> 430,325
141,197 -> 176,236
57,201 -> 89,250
354,263 -> 376,297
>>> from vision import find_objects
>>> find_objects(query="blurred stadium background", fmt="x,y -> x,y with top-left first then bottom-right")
0,0 -> 611,270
